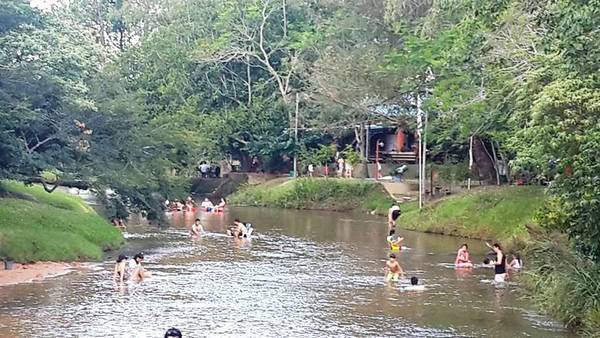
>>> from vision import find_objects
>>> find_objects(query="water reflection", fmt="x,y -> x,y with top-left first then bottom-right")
0,207 -> 570,337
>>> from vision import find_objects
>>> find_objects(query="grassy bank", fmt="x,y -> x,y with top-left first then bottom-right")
524,236 -> 600,335
397,186 -> 545,243
0,181 -> 124,263
228,178 -> 394,214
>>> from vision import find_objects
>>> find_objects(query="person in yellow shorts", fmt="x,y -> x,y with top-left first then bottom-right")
385,253 -> 404,282
387,230 -> 404,252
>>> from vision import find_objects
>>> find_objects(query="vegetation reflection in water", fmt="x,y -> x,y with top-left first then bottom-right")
0,208 -> 571,337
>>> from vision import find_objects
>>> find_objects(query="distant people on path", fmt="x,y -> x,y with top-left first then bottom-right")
345,162 -> 353,178
509,253 -> 522,270
190,218 -> 204,238
454,244 -> 473,268
376,161 -> 382,180
308,163 -> 314,177
385,253 -> 403,282
164,327 -> 182,338
337,157 -> 345,177
199,161 -> 210,178
387,230 -> 404,252
113,254 -> 128,283
387,204 -> 401,236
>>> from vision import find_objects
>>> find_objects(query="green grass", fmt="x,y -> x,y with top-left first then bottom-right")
0,181 -> 124,263
229,178 -> 395,213
397,186 -> 545,243
524,235 -> 600,335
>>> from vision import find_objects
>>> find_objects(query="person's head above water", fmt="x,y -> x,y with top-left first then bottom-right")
116,254 -> 127,263
133,253 -> 144,263
164,327 -> 182,338
389,253 -> 397,259
483,258 -> 491,264
461,243 -> 468,250
195,218 -> 201,223
410,277 -> 418,286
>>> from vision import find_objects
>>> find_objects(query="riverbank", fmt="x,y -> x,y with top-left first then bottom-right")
397,186 -> 545,244
0,262 -> 72,286
228,177 -> 395,214
0,180 -> 124,263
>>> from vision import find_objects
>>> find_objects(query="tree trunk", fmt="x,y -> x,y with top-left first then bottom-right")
472,137 -> 496,183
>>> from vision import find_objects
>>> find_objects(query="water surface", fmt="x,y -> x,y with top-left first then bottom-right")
0,207 -> 569,337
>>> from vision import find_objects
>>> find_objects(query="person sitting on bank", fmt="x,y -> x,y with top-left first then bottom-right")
385,253 -> 404,282
387,230 -> 404,252
454,243 -> 473,268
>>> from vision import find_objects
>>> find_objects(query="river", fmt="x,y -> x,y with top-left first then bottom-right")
0,207 -> 570,337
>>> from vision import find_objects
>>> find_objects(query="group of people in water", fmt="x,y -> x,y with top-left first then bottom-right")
384,204 -> 523,287
164,196 -> 227,213
113,252 -> 150,283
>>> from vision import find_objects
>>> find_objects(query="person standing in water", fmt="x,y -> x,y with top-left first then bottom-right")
385,253 -> 404,282
387,204 -> 401,236
113,254 -> 128,283
454,243 -> 473,268
190,218 -> 204,237
486,242 -> 507,283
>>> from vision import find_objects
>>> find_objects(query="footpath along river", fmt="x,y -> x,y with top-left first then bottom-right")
0,207 -> 570,337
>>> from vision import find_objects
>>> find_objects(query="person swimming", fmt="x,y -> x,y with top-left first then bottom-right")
113,254 -> 128,283
454,243 -> 473,268
385,253 -> 404,282
404,276 -> 426,291
190,218 -> 204,237
164,327 -> 182,338
387,231 -> 404,252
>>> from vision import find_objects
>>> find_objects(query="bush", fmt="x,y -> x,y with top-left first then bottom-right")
524,236 -> 600,334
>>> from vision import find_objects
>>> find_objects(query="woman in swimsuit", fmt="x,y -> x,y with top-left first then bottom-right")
454,243 -> 473,268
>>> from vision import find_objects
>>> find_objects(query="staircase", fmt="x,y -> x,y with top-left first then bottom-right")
369,151 -> 417,164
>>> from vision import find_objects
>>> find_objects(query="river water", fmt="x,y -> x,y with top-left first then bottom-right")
0,207 -> 570,337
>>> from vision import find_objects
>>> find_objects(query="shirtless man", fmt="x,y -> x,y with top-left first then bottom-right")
387,204 -> 401,236
385,253 -> 404,282
190,218 -> 204,237
227,219 -> 248,238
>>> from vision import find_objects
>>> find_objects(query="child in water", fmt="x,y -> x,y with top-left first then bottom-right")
129,253 -> 150,282
113,254 -> 128,283
385,253 -> 404,282
404,276 -> 425,291
190,218 -> 204,237
387,230 -> 404,252
509,253 -> 522,270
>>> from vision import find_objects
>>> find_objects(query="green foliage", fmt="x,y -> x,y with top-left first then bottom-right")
342,145 -> 361,166
0,183 -> 123,262
398,186 -> 545,242
524,237 -> 600,334
229,178 -> 393,212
